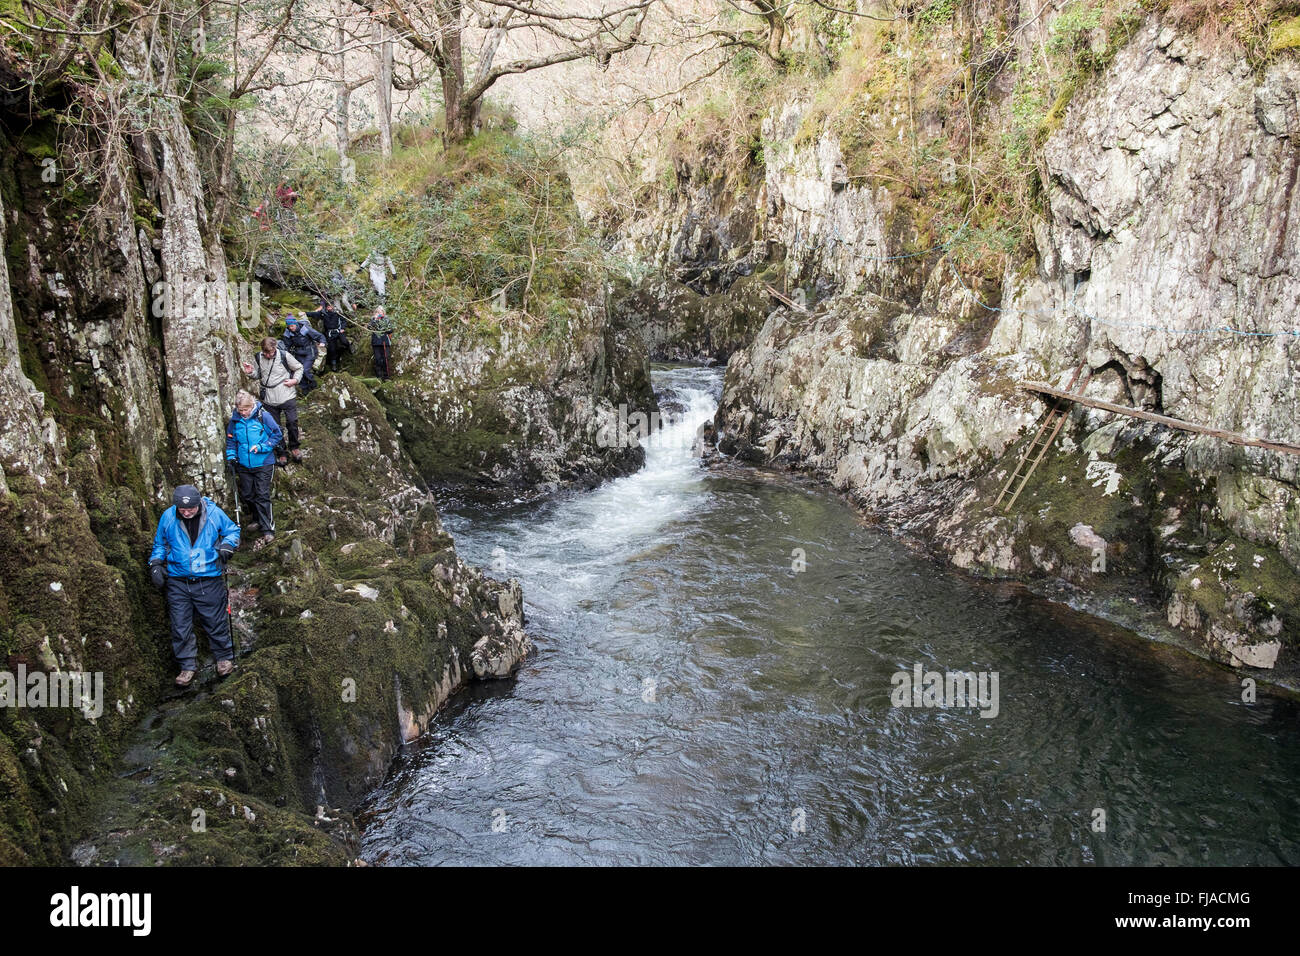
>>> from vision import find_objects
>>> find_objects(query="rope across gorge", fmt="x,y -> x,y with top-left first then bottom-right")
784,219 -> 1300,339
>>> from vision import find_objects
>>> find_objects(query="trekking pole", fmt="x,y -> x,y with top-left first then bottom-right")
268,452 -> 278,531
223,462 -> 242,663
222,559 -> 239,660
226,460 -> 242,521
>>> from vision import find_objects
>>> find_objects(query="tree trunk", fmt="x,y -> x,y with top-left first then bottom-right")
766,13 -> 784,62
375,18 -> 393,158
755,1 -> 784,63
768,19 -> 784,61
436,0 -> 468,145
445,101 -> 471,144
212,107 -> 238,225
335,0 -> 351,178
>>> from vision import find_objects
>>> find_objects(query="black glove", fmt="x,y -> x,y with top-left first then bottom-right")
149,562 -> 166,590
218,545 -> 235,565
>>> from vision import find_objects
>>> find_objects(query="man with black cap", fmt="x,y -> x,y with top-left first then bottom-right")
148,484 -> 241,687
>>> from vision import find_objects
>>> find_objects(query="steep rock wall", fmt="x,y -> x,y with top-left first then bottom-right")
609,155 -> 774,361
379,294 -> 656,500
0,35 -> 528,864
0,34 -> 252,862
683,16 -> 1300,673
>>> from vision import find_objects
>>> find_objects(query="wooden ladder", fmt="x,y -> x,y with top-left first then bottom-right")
995,361 -> 1090,512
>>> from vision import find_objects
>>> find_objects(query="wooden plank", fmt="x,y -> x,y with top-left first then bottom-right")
764,282 -> 810,314
1020,381 -> 1300,456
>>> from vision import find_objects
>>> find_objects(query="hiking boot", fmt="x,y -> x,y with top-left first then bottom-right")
252,533 -> 275,552
290,449 -> 304,463
175,669 -> 196,688
276,454 -> 288,467
216,660 -> 234,677
245,521 -> 261,534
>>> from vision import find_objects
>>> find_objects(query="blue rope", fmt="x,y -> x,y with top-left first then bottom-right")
945,259 -> 1004,313
799,219 -> 971,262
944,258 -> 1300,337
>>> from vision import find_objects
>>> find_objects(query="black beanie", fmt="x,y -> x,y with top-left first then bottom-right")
173,485 -> 201,509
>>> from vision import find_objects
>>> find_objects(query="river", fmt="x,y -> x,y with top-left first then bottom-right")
359,365 -> 1300,865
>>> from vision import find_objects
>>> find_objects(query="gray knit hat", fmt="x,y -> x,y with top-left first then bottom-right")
172,485 -> 201,509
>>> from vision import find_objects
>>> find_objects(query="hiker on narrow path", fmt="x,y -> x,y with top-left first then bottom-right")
361,249 -> 395,299
226,390 -> 281,550
148,485 -> 240,687
243,337 -> 303,465
282,315 -> 327,395
307,300 -> 351,373
368,307 -> 395,381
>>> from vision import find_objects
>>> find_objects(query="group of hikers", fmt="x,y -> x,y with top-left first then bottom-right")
250,181 -> 300,232
147,299 -> 397,687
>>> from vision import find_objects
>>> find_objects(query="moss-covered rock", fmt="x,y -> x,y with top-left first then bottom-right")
0,470 -> 163,864
376,296 -> 654,501
70,374 -> 530,865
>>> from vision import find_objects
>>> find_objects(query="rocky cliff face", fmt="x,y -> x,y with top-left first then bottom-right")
0,33 -> 253,863
0,34 -> 530,863
379,293 -> 655,501
609,156 -> 775,361
1,38 -> 245,492
71,374 -> 530,865
629,14 -> 1300,675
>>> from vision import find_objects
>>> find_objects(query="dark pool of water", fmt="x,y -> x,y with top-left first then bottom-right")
360,366 -> 1300,865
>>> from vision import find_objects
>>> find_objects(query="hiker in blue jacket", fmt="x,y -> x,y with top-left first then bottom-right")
148,484 -> 240,686
225,389 -> 282,551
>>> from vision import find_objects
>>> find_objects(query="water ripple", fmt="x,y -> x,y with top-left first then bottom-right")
362,366 -> 1300,866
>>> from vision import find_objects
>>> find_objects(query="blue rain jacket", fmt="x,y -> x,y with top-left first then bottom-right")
149,498 -> 240,578
225,403 -> 283,469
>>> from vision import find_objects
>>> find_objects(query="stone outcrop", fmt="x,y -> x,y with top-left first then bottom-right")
608,155 -> 774,361
378,294 -> 655,500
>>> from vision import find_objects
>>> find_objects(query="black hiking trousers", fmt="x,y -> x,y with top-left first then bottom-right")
325,331 -> 350,371
166,575 -> 232,670
291,349 -> 319,395
234,461 -> 275,532
372,338 -> 392,380
263,398 -> 299,451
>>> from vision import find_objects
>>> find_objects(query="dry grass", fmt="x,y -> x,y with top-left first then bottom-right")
579,0 -> 1300,284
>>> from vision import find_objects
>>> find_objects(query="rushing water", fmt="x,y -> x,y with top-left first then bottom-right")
360,365 -> 1300,865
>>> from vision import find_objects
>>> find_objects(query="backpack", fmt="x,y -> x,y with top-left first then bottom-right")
253,348 -> 291,402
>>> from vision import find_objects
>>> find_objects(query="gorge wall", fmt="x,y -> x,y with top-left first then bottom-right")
379,291 -> 654,501
0,27 -> 649,863
614,11 -> 1300,676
